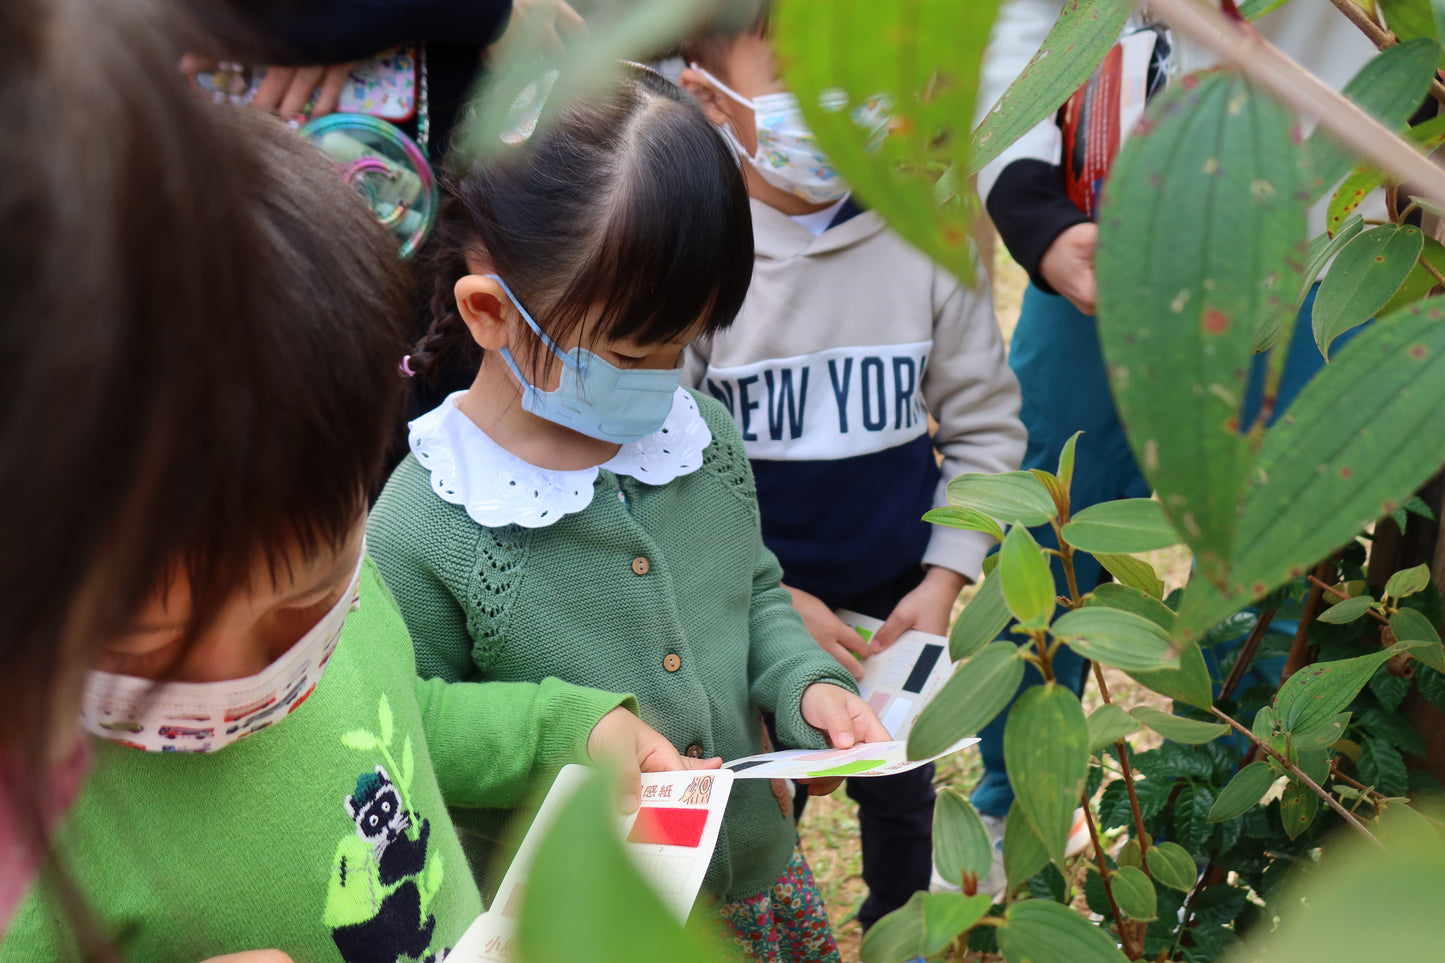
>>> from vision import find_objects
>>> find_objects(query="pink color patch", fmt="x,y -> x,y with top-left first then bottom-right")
868,691 -> 892,713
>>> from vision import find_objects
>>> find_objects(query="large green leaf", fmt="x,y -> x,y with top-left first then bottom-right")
1003,804 -> 1051,894
933,789 -> 995,888
950,574 -> 1012,661
1004,684 -> 1089,865
909,641 -> 1026,758
1130,706 -> 1228,744
516,771 -> 729,963
859,890 -> 992,963
1096,71 -> 1306,590
1052,607 -> 1180,673
946,471 -> 1058,527
775,0 -> 1000,287
1390,607 -> 1445,672
1111,865 -> 1158,921
1145,841 -> 1200,892
923,506 -> 1005,543
1177,299 -> 1445,639
1275,643 -> 1421,734
998,526 -> 1055,628
1305,38 -> 1442,197
997,898 -> 1130,963
1087,582 -> 1175,629
969,0 -> 1132,175
1126,641 -> 1214,709
1207,760 -> 1277,823
1095,552 -> 1165,599
1312,224 -> 1424,360
1087,703 -> 1140,753
1060,498 -> 1183,555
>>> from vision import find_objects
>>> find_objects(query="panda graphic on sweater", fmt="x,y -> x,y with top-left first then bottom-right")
324,766 -> 448,963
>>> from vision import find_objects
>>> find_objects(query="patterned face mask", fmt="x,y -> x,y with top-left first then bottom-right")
80,552 -> 364,754
692,65 -> 890,205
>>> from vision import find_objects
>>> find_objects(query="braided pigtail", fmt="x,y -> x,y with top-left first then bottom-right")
406,182 -> 482,383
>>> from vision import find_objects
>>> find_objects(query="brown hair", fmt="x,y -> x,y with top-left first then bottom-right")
679,0 -> 774,81
408,63 -> 754,383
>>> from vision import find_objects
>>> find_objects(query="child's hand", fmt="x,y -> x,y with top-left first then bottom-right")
798,683 -> 892,796
587,707 -> 721,814
784,584 -> 871,680
871,567 -> 968,652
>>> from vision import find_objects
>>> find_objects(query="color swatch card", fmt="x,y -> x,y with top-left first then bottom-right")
724,736 -> 979,781
837,610 -> 955,740
448,765 -> 734,961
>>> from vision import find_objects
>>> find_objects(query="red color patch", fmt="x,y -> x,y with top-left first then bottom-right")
1410,344 -> 1428,359
1203,309 -> 1229,334
627,807 -> 708,847
1340,466 -> 1353,480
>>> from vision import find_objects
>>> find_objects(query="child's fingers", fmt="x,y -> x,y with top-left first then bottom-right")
800,776 -> 845,796
251,66 -> 295,112
850,702 -> 893,745
676,755 -> 724,771
279,65 -> 325,120
871,605 -> 915,652
832,621 -> 873,659
819,637 -> 865,679
311,63 -> 353,119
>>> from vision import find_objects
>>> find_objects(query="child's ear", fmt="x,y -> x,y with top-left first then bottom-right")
453,275 -> 511,350
679,67 -> 734,129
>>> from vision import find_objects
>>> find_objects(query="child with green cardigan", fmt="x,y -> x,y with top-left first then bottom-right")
0,109 -> 702,963
368,65 -> 887,963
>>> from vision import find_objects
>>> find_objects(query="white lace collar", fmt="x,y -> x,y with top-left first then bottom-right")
409,387 -> 712,529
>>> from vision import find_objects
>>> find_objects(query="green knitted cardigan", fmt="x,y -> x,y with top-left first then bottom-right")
368,389 -> 858,903
1,560 -> 630,963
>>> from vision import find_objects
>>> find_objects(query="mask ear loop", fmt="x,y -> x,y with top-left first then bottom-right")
485,274 -> 579,372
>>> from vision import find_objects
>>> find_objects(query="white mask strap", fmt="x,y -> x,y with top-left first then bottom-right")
689,63 -> 757,111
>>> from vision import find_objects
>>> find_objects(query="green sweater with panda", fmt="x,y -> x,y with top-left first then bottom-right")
0,559 -> 631,963
367,389 -> 859,904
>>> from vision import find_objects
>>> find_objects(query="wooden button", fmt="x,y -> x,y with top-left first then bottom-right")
631,556 -> 651,575
663,653 -> 681,673
686,744 -> 704,758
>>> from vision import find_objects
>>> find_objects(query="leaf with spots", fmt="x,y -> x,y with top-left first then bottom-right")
774,0 -> 1001,289
1326,114 -> 1445,235
1312,224 -> 1423,360
1098,72 -> 1307,593
1274,643 -> 1419,734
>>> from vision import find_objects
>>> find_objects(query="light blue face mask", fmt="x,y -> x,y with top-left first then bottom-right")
490,275 -> 682,444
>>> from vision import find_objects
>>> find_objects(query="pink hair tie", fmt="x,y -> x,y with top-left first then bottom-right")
399,354 -> 416,378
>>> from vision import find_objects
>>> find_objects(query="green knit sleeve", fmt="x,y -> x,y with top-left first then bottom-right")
369,456 -> 477,683
414,674 -> 637,809
692,392 -> 861,748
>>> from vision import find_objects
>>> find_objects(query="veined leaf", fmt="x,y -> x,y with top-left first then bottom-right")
1312,224 -> 1423,360
1316,594 -> 1376,624
999,526 -> 1055,628
776,0 -> 1000,288
1127,641 -> 1214,709
933,790 -> 995,888
969,0 -> 1132,176
909,641 -> 1026,758
997,897 -> 1130,963
1052,607 -> 1180,673
1111,865 -> 1158,921
1087,703 -> 1141,753
923,506 -> 1005,543
1276,643 -> 1423,733
1096,552 -> 1165,599
1385,563 -> 1432,599
1146,841 -> 1200,892
1057,430 -> 1083,492
1379,237 -> 1445,317
1208,760 -> 1276,822
947,471 -> 1058,527
1291,711 -> 1352,751
1060,498 -> 1183,554
1280,780 -> 1320,839
1003,804 -> 1050,894
1087,582 -> 1176,629
1004,684 -> 1089,865
1327,114 -> 1445,233
950,574 -> 1011,661
1130,706 -> 1228,744
1390,608 -> 1445,672
860,890 -> 992,963
1096,72 -> 1306,590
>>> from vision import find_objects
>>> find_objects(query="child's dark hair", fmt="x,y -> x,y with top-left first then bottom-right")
409,63 -> 753,381
680,1 -> 774,81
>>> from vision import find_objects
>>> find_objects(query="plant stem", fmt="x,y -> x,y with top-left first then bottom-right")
1116,748 -> 1153,866
1208,706 -> 1385,848
1325,0 -> 1445,106
1082,801 -> 1141,960
1283,561 -> 1334,682
1219,608 -> 1276,702
1308,574 -> 1390,624
1419,250 -> 1445,289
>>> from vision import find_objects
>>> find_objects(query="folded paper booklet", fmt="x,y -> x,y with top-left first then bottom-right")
723,736 -> 980,780
448,765 -> 735,961
836,609 -> 955,741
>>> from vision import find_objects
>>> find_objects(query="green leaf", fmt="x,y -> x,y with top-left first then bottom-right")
1060,499 -> 1182,555
1279,780 -> 1320,840
1386,563 -> 1433,600
950,574 -> 1012,661
1316,594 -> 1377,624
1305,38 -> 1443,197
859,890 -> 992,963
1239,0 -> 1292,17
1253,705 -> 1277,741
1003,804 -> 1050,894
1390,608 -> 1445,671
1052,607 -> 1180,673
923,506 -> 1005,543
1172,783 -> 1216,852
947,471 -> 1058,527
1327,115 -> 1445,236
1095,553 -> 1165,599
1312,224 -> 1424,360
1129,706 -> 1228,744
1384,237 -> 1445,317
933,789 -> 995,888
1371,666 -> 1411,712
516,771 -> 729,963
1208,760 -> 1277,823
1111,865 -> 1158,921
377,693 -> 393,748
997,897 -> 1130,963
1419,664 -> 1445,711
1086,583 -> 1176,630
1291,711 -> 1352,751
1116,838 -> 1143,869
1146,841 -> 1200,892
776,0 -> 1000,289
340,730 -> 378,751
1087,703 -> 1141,754
998,526 -> 1055,628
1359,737 -> 1410,797
1126,641 -> 1215,709
1096,72 -> 1306,590
909,641 -> 1026,758
1057,430 -> 1083,492
1005,684 -> 1089,865
1276,644 -> 1417,733
1177,298 -> 1445,641
969,0 -> 1132,176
